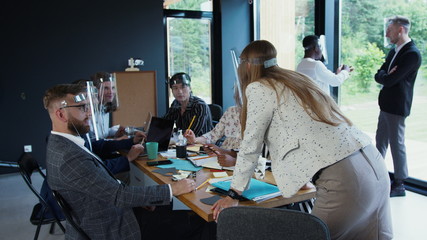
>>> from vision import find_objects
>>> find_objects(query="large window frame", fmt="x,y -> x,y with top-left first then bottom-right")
163,3 -> 222,110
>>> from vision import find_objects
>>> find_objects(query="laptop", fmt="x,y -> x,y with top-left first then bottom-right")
144,116 -> 174,153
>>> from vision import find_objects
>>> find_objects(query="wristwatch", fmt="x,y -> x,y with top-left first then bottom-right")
227,189 -> 243,200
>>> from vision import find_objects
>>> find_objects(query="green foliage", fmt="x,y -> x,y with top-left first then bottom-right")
350,43 -> 384,93
168,18 -> 211,100
341,0 -> 427,97
166,0 -> 209,11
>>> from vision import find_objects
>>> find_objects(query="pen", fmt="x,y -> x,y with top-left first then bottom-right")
187,115 -> 196,130
192,155 -> 213,161
195,178 -> 211,190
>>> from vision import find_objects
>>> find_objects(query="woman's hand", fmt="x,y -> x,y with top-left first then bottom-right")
217,154 -> 237,167
203,144 -> 226,155
212,196 -> 239,221
184,129 -> 196,144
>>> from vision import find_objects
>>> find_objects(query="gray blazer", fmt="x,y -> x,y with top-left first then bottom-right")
46,134 -> 170,240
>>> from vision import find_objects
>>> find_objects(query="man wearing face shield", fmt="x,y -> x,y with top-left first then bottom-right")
43,84 -> 197,239
90,71 -> 126,139
163,72 -> 213,137
296,35 -> 353,96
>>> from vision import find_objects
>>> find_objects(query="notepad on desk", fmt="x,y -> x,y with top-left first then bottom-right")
187,144 -> 203,153
211,178 -> 282,203
187,155 -> 235,171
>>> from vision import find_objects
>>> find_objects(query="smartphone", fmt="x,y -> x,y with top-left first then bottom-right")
147,160 -> 172,166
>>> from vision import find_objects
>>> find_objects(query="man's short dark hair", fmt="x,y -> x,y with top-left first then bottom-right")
43,84 -> 85,111
388,15 -> 411,33
302,35 -> 320,51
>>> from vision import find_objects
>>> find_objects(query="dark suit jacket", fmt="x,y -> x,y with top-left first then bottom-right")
46,134 -> 171,240
375,40 -> 422,117
86,137 -> 134,174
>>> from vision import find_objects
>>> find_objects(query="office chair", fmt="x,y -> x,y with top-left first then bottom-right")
208,103 -> 223,127
217,206 -> 331,240
17,153 -> 66,240
52,190 -> 91,240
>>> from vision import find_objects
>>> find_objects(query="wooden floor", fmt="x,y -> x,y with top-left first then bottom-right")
1,171 -> 425,240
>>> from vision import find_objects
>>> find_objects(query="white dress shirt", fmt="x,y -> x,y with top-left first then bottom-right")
296,58 -> 349,96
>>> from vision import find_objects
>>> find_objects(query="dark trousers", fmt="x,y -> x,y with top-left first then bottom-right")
133,204 -> 216,240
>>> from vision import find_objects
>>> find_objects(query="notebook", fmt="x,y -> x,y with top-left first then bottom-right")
211,178 -> 281,203
144,116 -> 174,153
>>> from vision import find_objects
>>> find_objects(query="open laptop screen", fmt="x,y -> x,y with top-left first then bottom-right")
145,117 -> 174,152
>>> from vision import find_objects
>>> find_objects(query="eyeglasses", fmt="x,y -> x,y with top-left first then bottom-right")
60,104 -> 90,112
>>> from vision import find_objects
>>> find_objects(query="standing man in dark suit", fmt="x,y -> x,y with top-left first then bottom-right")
375,15 -> 422,197
43,84 -> 196,239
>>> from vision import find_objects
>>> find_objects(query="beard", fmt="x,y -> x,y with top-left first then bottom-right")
67,115 -> 90,136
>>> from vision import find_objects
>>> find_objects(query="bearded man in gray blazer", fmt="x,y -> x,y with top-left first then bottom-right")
375,16 -> 422,197
43,84 -> 196,240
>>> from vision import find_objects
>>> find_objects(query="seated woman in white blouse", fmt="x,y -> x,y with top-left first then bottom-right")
212,40 -> 392,240
185,105 -> 241,167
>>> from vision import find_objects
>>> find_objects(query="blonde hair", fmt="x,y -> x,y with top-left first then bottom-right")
238,40 -> 352,134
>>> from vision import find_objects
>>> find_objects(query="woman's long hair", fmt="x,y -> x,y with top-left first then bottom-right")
238,40 -> 352,134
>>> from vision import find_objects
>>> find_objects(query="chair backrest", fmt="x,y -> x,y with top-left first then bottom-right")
52,190 -> 91,240
18,153 -> 48,207
217,206 -> 331,240
208,104 -> 223,123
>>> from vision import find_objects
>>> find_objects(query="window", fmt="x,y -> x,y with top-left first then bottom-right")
164,0 -> 214,105
254,0 -> 315,70
340,0 -> 427,184
164,0 -> 212,12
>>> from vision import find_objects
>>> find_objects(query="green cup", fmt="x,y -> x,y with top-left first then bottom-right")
146,142 -> 159,160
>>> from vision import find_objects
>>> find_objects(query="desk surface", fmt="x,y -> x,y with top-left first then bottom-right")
133,156 -> 316,222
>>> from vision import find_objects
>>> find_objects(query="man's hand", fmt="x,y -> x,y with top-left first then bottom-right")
114,126 -> 126,138
126,144 -> 144,162
171,179 -> 196,196
133,131 -> 146,144
217,154 -> 236,167
389,65 -> 397,74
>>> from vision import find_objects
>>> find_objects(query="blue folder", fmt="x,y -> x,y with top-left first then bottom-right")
156,158 -> 202,172
211,178 -> 281,200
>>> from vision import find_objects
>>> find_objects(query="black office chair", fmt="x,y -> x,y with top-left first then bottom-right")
217,206 -> 331,240
17,153 -> 66,240
208,103 -> 223,127
52,190 -> 91,240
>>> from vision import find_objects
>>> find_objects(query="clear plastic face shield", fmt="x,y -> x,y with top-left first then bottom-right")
318,35 -> 328,65
59,82 -> 101,139
230,48 -> 243,107
231,48 -> 278,107
98,73 -> 119,111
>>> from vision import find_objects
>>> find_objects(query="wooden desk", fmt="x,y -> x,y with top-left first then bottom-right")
132,156 -> 316,222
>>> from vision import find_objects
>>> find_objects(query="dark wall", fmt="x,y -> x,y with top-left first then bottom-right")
0,0 -> 167,171
0,0 -> 251,173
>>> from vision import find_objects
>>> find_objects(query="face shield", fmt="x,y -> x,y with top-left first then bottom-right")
318,35 -> 328,65
230,48 -> 243,107
59,82 -> 101,139
98,73 -> 119,112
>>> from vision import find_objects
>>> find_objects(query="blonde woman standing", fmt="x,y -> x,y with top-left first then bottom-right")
212,40 -> 392,240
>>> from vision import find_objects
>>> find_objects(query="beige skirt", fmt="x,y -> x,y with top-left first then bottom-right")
312,144 -> 393,240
